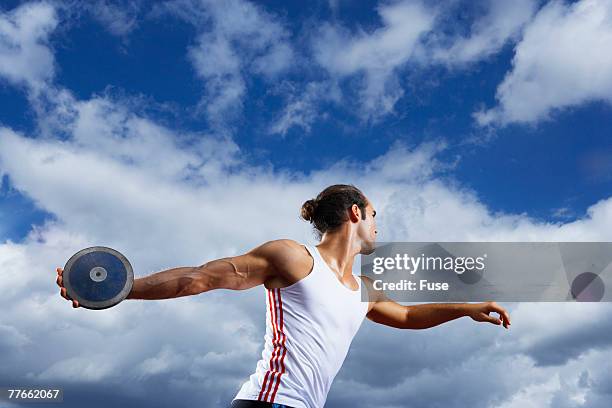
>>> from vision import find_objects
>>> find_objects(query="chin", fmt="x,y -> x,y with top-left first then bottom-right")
360,241 -> 377,255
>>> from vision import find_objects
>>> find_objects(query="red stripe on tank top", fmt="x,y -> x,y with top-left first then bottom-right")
258,288 -> 278,401
263,288 -> 283,401
270,288 -> 287,402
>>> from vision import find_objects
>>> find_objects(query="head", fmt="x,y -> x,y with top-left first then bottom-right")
300,184 -> 377,254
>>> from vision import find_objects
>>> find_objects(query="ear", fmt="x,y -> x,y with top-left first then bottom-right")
348,203 -> 361,223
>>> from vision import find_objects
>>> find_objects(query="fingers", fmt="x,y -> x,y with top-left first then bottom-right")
488,302 -> 511,329
57,266 -> 80,308
57,267 -> 65,293
486,302 -> 510,329
60,287 -> 80,308
56,268 -> 80,309
56,267 -> 63,287
471,302 -> 511,329
481,313 -> 502,325
500,312 -> 511,329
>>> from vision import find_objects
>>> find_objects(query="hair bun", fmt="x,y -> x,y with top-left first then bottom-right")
300,199 -> 317,222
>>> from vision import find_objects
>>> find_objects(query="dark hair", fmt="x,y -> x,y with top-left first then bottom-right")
300,184 -> 368,238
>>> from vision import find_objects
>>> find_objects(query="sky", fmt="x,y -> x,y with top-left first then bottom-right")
0,0 -> 612,407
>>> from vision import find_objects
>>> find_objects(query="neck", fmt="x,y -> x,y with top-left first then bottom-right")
316,228 -> 360,280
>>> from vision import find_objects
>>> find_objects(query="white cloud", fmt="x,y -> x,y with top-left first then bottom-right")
3,91 -> 612,405
136,344 -> 188,378
429,0 -> 539,65
494,374 -> 561,408
162,0 -> 294,127
34,354 -> 118,382
87,0 -> 141,37
70,96 -> 241,182
507,303 -> 610,353
0,1 -> 57,91
313,0 -> 436,119
330,343 -> 607,408
476,0 -> 612,126
1,2 -> 612,407
0,323 -> 32,350
268,80 -> 342,136
310,0 -> 540,124
0,241 -> 31,299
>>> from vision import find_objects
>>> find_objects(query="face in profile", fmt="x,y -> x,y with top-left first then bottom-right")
358,201 -> 378,255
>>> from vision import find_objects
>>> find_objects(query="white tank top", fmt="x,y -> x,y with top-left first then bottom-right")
233,244 -> 369,408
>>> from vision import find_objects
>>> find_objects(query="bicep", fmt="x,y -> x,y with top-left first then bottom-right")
366,299 -> 409,329
361,275 -> 408,329
196,253 -> 270,291
191,240 -> 290,293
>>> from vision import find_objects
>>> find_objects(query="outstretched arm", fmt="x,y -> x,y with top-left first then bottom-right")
126,244 -> 273,300
361,276 -> 511,330
57,239 -> 292,305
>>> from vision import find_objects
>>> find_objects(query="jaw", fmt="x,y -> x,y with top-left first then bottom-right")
359,239 -> 377,255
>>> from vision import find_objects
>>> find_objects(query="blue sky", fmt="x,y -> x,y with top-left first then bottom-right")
1,1 -> 612,407
1,0 -> 611,244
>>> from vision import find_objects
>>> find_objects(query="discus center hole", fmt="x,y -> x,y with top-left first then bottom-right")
90,267 -> 108,282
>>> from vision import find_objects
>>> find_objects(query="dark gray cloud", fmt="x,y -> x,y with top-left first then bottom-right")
524,316 -> 612,366
336,316 -> 503,387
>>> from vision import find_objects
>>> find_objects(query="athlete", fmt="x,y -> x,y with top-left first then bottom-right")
56,184 -> 511,408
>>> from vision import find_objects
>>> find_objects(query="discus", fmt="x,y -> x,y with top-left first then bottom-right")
63,246 -> 134,310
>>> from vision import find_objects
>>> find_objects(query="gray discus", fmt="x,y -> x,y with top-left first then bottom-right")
63,246 -> 134,310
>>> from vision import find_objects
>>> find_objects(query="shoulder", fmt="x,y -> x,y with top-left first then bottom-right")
251,239 -> 305,254
251,239 -> 312,287
249,239 -> 310,268
357,275 -> 387,304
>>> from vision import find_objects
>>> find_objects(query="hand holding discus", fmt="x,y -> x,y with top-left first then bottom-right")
56,247 -> 134,310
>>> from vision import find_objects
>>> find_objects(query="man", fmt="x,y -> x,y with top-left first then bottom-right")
56,184 -> 511,408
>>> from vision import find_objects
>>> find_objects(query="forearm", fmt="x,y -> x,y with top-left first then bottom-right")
124,245 -> 276,300
126,266 -> 200,300
403,303 -> 469,329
